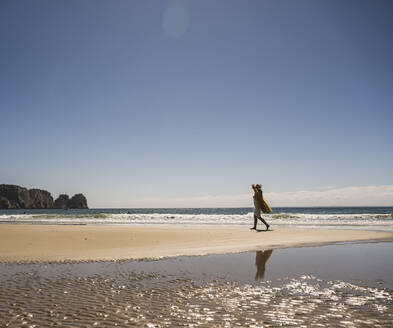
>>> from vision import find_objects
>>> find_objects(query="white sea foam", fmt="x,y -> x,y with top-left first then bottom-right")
0,212 -> 392,231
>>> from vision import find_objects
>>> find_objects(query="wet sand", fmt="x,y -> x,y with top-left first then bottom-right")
1,242 -> 392,327
1,224 -> 393,262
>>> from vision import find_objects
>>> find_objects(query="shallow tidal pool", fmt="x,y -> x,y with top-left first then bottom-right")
1,242 -> 392,327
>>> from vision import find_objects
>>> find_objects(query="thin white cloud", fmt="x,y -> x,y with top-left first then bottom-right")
266,185 -> 393,207
102,185 -> 393,208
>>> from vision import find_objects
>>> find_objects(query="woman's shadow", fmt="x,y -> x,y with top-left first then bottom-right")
255,249 -> 273,280
255,228 -> 274,232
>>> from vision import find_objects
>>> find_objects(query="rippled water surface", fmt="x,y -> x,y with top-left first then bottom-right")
1,243 -> 392,327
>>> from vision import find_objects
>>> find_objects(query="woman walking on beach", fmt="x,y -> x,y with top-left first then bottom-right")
251,184 -> 271,231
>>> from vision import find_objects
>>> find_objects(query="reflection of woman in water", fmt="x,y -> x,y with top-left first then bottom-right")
251,184 -> 270,230
255,250 -> 273,280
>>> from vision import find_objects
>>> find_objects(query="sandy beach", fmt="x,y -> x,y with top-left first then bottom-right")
1,224 -> 392,262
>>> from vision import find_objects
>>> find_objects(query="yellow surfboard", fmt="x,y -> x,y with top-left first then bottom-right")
261,197 -> 272,214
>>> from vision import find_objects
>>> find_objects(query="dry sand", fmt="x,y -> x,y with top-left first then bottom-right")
0,224 -> 392,262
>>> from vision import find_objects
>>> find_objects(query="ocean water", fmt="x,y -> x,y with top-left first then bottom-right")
0,207 -> 392,231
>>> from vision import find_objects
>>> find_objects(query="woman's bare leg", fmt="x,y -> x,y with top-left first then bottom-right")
259,217 -> 270,230
251,215 -> 258,229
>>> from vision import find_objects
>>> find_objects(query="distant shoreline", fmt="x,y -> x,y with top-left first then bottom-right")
2,205 -> 392,210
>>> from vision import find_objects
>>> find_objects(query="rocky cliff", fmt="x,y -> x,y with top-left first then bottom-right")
54,194 -> 70,209
0,196 -> 11,209
0,184 -> 53,209
0,184 -> 88,209
29,189 -> 54,209
67,194 -> 88,209
0,184 -> 31,209
54,193 -> 88,209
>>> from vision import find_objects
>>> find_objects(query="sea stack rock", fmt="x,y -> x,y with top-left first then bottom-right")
0,184 -> 88,209
0,196 -> 11,209
0,184 -> 32,209
68,193 -> 88,209
0,184 -> 55,209
29,189 -> 54,209
54,193 -> 88,209
54,194 -> 70,209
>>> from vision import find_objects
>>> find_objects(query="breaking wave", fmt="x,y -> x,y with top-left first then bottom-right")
0,212 -> 392,231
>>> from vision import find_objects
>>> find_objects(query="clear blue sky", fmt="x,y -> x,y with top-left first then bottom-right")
1,0 -> 392,207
